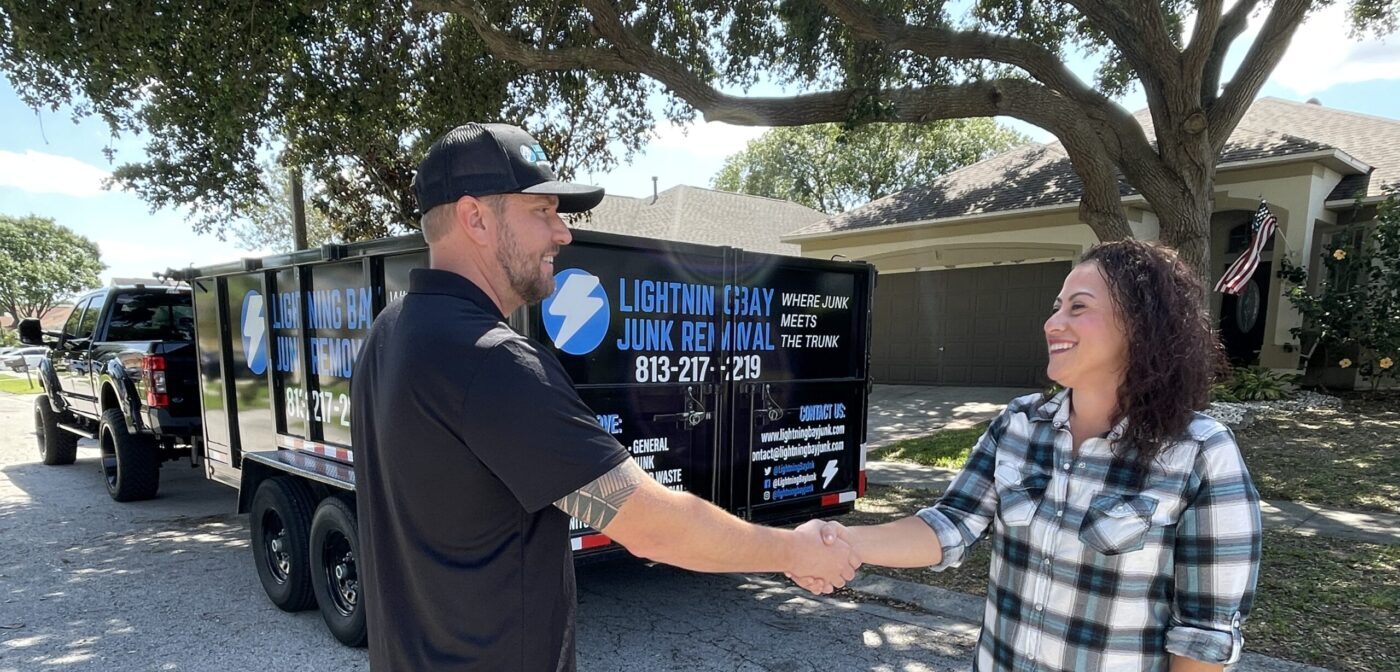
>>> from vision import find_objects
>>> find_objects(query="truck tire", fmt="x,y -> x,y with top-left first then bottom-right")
34,394 -> 78,466
250,477 -> 317,612
310,496 -> 367,647
98,408 -> 160,502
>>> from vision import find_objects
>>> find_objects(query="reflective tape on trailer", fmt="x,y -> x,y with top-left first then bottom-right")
820,490 -> 858,506
276,434 -> 354,463
570,534 -> 612,551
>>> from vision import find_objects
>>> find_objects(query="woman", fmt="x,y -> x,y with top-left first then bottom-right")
800,241 -> 1262,671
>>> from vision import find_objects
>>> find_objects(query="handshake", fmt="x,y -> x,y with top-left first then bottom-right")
784,519 -> 861,595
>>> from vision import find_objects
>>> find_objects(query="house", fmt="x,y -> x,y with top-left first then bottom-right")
2,304 -> 75,332
572,184 -> 825,256
783,97 -> 1397,387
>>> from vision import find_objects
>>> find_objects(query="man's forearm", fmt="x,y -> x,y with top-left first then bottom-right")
619,487 -> 798,573
560,459 -> 854,583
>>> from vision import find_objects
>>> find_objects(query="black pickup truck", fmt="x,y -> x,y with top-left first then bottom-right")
20,284 -> 201,501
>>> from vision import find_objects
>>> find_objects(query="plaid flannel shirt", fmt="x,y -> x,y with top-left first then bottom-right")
917,391 -> 1262,671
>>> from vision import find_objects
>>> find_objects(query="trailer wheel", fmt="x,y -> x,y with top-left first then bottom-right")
250,477 -> 317,612
99,408 -> 159,501
35,394 -> 78,466
310,496 -> 367,647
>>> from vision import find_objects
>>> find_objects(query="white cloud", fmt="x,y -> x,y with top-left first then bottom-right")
0,149 -> 112,197
95,238 -> 277,284
1245,3 -> 1400,95
648,120 -> 770,158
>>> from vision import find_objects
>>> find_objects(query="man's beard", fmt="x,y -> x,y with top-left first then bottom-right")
496,221 -> 554,305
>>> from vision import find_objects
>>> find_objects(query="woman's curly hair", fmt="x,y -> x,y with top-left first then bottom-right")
1079,240 -> 1227,470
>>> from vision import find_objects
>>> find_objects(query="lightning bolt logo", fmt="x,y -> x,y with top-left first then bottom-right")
542,269 -> 610,355
240,291 -> 268,375
822,460 -> 839,489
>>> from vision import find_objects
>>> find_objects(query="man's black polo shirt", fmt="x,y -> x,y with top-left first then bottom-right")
351,268 -> 629,671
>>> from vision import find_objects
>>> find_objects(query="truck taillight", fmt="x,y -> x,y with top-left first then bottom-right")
143,355 -> 169,408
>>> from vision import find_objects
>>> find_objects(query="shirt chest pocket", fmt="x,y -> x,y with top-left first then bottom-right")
1079,492 -> 1159,555
994,461 -> 1049,527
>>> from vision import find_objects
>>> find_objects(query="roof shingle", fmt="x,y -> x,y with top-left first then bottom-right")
793,97 -> 1398,237
572,185 -> 824,255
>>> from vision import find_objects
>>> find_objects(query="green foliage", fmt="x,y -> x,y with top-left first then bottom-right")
1213,366 -> 1295,402
1280,192 -> 1400,389
0,326 -> 20,347
0,1 -> 655,242
712,120 -> 1027,213
0,214 -> 104,327
226,161 -> 338,253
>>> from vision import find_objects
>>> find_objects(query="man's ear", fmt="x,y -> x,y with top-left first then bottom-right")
454,196 -> 495,246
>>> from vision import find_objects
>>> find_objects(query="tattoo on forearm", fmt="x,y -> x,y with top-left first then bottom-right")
554,459 -> 645,530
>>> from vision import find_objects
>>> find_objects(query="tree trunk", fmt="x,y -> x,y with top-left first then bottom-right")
1158,200 -> 1213,284
1136,103 -> 1218,286
291,170 -> 309,251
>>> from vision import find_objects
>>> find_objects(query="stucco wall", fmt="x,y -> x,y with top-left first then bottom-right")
795,160 -> 1348,371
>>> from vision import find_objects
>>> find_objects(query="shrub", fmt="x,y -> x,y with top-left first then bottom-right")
1214,366 -> 1295,402
1279,191 -> 1400,391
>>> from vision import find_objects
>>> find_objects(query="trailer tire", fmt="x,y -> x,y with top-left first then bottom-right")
35,394 -> 78,466
310,496 -> 366,647
250,477 -> 317,612
99,408 -> 159,501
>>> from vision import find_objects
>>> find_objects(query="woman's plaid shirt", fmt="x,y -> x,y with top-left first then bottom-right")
917,391 -> 1262,671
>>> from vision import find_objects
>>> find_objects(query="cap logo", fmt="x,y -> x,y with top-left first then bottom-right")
520,143 -> 550,164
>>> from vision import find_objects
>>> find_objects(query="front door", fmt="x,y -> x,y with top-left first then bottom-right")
1219,261 -> 1270,365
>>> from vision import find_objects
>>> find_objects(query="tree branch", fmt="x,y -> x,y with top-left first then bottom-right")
820,0 -> 1087,96
1062,0 -> 1173,84
1207,0 -> 1313,153
1183,0 -> 1226,77
817,0 -> 1162,169
1200,0 -> 1262,107
412,0 -> 636,72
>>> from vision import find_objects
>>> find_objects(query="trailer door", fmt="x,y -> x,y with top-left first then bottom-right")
528,235 -> 727,549
728,254 -> 874,523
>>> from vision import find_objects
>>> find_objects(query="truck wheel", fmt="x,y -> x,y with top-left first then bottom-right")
34,394 -> 78,466
310,496 -> 367,647
99,408 -> 160,502
250,477 -> 317,612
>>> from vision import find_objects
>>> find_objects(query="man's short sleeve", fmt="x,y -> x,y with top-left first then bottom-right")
461,338 -> 630,512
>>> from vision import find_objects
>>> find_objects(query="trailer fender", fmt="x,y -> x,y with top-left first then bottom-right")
238,450 -> 356,515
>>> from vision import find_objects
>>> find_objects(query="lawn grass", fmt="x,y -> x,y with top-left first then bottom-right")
0,375 -> 41,394
867,422 -> 988,470
1249,528 -> 1400,672
1236,393 -> 1400,515
839,484 -> 1400,672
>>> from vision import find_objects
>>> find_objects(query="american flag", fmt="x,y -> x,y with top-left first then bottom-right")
1215,201 -> 1278,295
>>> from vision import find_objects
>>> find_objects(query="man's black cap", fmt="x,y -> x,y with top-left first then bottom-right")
413,123 -> 604,215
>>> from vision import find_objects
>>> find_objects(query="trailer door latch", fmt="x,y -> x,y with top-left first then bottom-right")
652,386 -> 712,427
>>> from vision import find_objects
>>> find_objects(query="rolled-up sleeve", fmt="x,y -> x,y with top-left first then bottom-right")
1166,428 -> 1262,665
915,410 -> 1009,571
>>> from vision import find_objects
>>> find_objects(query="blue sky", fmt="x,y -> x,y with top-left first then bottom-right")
2,2 -> 1398,285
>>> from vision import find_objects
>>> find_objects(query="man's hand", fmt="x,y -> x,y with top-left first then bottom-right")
784,520 -> 859,595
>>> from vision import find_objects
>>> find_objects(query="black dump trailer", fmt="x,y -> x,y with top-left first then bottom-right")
173,229 -> 876,647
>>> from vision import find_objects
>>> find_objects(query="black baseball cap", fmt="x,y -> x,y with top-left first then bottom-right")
412,123 -> 605,215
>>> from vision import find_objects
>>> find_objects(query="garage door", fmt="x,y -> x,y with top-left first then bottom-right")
870,262 -> 1070,386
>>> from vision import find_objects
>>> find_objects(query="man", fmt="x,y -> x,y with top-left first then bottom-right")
350,123 -> 860,671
